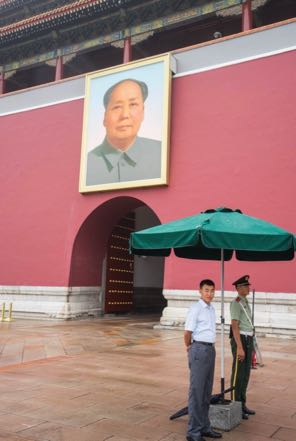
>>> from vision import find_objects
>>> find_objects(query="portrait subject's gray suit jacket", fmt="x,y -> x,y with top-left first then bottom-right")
86,136 -> 161,186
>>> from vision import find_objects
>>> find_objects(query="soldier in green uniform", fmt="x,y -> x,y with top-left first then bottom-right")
230,275 -> 256,420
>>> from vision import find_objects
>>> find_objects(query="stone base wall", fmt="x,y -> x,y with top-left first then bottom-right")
1,286 -> 295,337
0,286 -> 102,320
158,290 -> 296,338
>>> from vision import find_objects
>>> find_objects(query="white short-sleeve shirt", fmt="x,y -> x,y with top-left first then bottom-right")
185,299 -> 216,343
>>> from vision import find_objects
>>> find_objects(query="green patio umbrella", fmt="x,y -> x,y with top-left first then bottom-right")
130,207 -> 296,396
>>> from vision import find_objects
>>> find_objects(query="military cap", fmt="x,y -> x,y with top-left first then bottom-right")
232,275 -> 251,287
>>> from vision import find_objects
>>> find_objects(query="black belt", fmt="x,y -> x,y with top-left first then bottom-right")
193,341 -> 214,346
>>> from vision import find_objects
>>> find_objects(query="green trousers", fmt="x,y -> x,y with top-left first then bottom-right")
230,335 -> 253,404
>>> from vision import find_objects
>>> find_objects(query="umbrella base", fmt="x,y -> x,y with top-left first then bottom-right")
169,406 -> 188,420
209,400 -> 242,431
169,388 -> 234,420
170,401 -> 241,431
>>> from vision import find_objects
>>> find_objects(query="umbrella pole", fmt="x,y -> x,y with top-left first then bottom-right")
220,249 -> 225,400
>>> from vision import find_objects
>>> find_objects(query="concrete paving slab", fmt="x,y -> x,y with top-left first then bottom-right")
272,427 -> 296,441
0,315 -> 295,441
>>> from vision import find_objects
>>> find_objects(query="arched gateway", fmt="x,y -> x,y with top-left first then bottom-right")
69,196 -> 166,317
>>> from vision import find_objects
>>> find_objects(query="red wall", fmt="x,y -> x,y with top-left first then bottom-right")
0,50 -> 295,292
165,51 -> 296,292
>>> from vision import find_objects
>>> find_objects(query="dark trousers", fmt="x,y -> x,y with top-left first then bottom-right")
230,335 -> 253,404
188,342 -> 216,439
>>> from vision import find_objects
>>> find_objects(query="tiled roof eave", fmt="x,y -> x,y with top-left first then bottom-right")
0,0 -> 125,37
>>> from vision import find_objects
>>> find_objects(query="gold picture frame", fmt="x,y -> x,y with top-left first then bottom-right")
79,54 -> 172,193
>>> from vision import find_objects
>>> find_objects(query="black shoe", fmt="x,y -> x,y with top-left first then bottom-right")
186,437 -> 206,441
202,429 -> 222,438
242,405 -> 256,415
242,412 -> 249,420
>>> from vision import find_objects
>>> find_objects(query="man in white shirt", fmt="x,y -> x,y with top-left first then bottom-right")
184,279 -> 222,441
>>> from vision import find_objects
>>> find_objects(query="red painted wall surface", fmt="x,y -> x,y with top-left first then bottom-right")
0,50 -> 295,292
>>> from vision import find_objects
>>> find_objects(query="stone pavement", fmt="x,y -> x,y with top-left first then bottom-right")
0,315 -> 295,441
